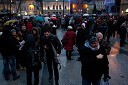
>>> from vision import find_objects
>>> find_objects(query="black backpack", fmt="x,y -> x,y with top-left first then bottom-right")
27,45 -> 42,70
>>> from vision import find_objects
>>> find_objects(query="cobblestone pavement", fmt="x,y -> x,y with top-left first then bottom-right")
0,29 -> 128,85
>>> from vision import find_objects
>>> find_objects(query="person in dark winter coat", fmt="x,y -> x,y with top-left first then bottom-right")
107,18 -> 114,42
0,28 -> 20,81
16,27 -> 26,69
23,28 -> 42,85
76,25 -> 87,61
119,21 -> 128,47
63,26 -> 76,60
79,37 -> 110,85
52,25 -> 57,35
41,29 -> 61,85
21,25 -> 29,40
96,32 -> 111,55
10,29 -> 22,70
76,25 -> 87,48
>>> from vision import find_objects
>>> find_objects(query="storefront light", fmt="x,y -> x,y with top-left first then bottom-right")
122,11 -> 124,13
24,12 -> 27,15
125,8 -> 128,13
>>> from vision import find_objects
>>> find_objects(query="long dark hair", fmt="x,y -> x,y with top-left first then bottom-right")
32,27 -> 40,45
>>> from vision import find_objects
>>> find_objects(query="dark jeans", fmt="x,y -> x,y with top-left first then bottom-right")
3,55 -> 17,77
20,50 -> 27,67
107,32 -> 112,42
120,33 -> 126,46
46,56 -> 59,81
66,50 -> 72,59
26,69 -> 39,85
82,78 -> 101,85
15,55 -> 20,69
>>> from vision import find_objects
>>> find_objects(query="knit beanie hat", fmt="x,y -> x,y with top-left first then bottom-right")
89,36 -> 98,43
11,29 -> 16,33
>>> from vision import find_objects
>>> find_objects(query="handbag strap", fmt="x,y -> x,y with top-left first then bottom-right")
50,43 -> 61,70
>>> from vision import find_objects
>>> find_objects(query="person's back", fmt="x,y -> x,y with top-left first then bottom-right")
26,44 -> 41,70
63,26 -> 75,60
24,34 -> 42,85
76,27 -> 87,48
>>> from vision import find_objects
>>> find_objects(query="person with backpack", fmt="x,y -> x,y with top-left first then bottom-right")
41,29 -> 61,85
23,28 -> 42,85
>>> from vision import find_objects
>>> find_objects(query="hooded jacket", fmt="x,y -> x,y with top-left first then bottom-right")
79,41 -> 109,80
0,28 -> 19,57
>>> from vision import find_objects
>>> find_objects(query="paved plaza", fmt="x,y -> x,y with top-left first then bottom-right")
0,29 -> 128,85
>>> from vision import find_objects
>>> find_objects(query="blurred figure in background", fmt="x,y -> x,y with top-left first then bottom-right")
96,32 -> 111,55
63,26 -> 76,60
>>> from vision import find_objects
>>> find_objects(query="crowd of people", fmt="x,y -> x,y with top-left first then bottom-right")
0,14 -> 128,85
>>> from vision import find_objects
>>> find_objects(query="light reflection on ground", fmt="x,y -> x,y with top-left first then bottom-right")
109,42 -> 120,57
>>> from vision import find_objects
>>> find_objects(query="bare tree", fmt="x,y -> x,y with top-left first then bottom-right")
36,0 -> 43,14
115,0 -> 121,13
16,0 -> 21,14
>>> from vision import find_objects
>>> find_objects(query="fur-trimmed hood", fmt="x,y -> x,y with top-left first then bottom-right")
84,41 -> 100,51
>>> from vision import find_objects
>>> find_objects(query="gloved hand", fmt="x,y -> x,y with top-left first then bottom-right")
41,57 -> 46,64
57,54 -> 60,57
103,75 -> 111,81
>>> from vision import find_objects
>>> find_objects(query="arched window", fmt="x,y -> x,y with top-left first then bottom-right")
56,5 -> 58,9
48,6 -> 50,10
59,5 -> 61,9
53,5 -> 55,9
65,6 -> 67,9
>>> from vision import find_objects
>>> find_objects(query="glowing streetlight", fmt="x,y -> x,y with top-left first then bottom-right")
10,0 -> 13,14
68,0 -> 70,14
122,11 -> 124,14
24,12 -> 27,15
126,9 -> 128,13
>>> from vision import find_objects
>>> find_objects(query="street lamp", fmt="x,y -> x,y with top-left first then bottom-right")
68,0 -> 70,14
10,0 -> 12,14
63,0 -> 64,17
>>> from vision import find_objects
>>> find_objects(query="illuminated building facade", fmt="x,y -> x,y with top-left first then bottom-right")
120,0 -> 128,15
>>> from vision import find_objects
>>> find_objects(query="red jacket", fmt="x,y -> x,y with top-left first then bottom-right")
27,22 -> 33,31
63,30 -> 75,51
